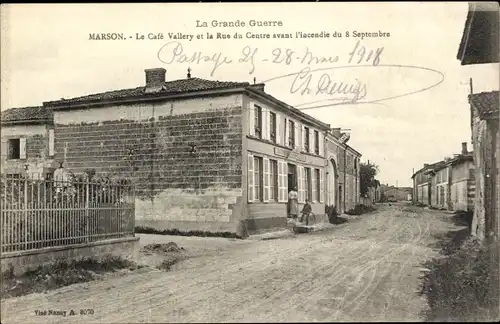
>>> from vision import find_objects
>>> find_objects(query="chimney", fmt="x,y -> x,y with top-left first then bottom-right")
145,68 -> 166,86
330,127 -> 342,137
461,142 -> 467,155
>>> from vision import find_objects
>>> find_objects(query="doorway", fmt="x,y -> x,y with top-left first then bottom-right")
287,163 -> 297,192
338,184 -> 343,214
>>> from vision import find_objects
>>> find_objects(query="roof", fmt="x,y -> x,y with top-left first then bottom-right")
457,2 -> 499,65
469,90 -> 499,120
1,106 -> 52,125
44,77 -> 251,107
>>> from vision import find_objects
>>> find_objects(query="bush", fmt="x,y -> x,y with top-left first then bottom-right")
135,226 -> 242,239
345,204 -> 376,215
1,256 -> 142,299
420,237 -> 499,321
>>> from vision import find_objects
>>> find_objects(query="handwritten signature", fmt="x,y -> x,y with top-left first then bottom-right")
157,40 -> 382,77
267,64 -> 444,108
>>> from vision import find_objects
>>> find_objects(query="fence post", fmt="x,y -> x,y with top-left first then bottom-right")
132,184 -> 136,236
85,180 -> 89,243
24,176 -> 28,250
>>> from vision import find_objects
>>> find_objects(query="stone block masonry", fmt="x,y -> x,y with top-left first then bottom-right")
54,103 -> 244,233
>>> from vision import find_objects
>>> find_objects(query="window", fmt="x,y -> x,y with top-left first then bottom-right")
314,130 -> 319,154
7,139 -> 21,159
269,112 -> 276,143
305,167 -> 312,202
254,156 -> 263,201
254,105 -> 262,139
288,120 -> 295,147
315,169 -> 320,201
304,127 -> 310,152
269,159 -> 278,201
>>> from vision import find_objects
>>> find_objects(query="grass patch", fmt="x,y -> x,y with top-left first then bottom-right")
135,226 -> 242,239
1,256 -> 144,299
419,235 -> 500,322
412,201 -> 426,207
345,204 -> 376,215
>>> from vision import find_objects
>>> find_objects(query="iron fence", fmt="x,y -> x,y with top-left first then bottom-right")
0,174 -> 135,254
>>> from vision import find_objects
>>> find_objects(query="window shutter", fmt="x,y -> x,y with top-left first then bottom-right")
302,125 -> 307,152
318,133 -> 324,156
284,118 -> 289,147
262,108 -> 268,140
309,129 -> 314,154
297,165 -> 304,203
249,105 -> 255,136
248,154 -> 254,202
263,157 -> 270,202
319,169 -> 324,203
295,123 -> 300,150
20,137 -> 27,159
276,113 -> 281,145
278,161 -> 283,202
48,129 -> 55,157
312,170 -> 317,202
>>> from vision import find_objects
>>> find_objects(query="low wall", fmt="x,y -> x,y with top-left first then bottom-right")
1,236 -> 139,276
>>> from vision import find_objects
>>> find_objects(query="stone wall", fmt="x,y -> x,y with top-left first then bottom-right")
53,95 -> 245,234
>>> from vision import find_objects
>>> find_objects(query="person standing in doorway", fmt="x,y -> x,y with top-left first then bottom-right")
288,186 -> 299,219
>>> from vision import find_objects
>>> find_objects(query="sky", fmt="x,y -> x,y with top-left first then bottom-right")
1,3 -> 499,187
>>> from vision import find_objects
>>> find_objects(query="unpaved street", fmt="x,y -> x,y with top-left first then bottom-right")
1,203 -> 463,323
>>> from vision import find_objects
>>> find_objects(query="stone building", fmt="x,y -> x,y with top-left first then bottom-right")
0,67 -> 365,237
412,163 -> 435,206
468,91 -> 499,240
325,129 -> 361,214
425,143 -> 475,211
0,106 -> 56,179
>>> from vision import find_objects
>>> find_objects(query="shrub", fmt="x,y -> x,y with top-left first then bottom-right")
420,237 -> 499,322
345,204 -> 376,215
135,226 -> 242,239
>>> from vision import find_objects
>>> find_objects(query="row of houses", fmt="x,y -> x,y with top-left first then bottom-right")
412,142 -> 475,211
1,67 -> 362,237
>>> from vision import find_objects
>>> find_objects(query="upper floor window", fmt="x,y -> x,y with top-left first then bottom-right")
288,120 -> 295,148
254,105 -> 262,139
269,112 -> 276,143
314,130 -> 319,154
304,127 -> 310,152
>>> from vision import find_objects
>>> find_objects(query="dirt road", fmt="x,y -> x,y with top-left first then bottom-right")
1,203 -> 463,323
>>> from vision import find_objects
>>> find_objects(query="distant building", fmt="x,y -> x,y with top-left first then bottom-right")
381,185 -> 412,202
0,106 -> 57,179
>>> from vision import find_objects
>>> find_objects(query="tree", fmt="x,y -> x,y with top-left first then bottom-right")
360,162 -> 379,196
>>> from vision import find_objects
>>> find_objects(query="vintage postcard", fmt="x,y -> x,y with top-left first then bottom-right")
0,2 -> 499,323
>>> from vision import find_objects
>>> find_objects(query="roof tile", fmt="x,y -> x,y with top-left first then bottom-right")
45,77 -> 250,106
1,106 -> 51,124
469,91 -> 499,120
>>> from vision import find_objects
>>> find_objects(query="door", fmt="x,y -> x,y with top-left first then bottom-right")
338,184 -> 343,214
287,163 -> 297,192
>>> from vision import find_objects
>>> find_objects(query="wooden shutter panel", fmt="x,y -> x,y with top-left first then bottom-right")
276,113 -> 281,145
262,108 -> 268,140
284,118 -> 289,147
309,129 -> 314,154
297,166 -> 303,203
248,154 -> 254,202
295,123 -> 300,150
318,133 -> 324,156
278,161 -> 283,202
280,160 -> 288,202
263,157 -> 270,202
19,137 -> 27,159
302,125 -> 307,152
319,169 -> 324,203
48,129 -> 55,157
249,104 -> 255,136
312,169 -> 317,202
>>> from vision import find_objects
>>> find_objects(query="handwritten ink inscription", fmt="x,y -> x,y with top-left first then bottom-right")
157,40 -> 444,108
